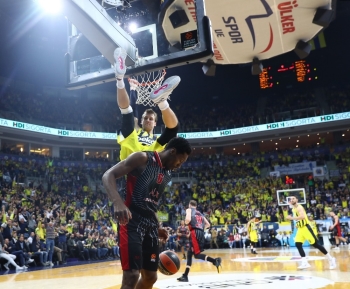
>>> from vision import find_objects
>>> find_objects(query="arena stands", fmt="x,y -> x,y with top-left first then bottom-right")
1,84 -> 348,133
2,141 -> 350,270
1,82 -> 350,270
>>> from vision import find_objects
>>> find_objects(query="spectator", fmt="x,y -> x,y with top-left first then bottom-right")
210,228 -> 218,249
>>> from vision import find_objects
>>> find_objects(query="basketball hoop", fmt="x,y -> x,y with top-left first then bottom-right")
128,70 -> 166,107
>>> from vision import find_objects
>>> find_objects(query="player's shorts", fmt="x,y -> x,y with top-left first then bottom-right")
178,237 -> 189,247
118,129 -> 164,161
118,209 -> 159,271
249,232 -> 258,243
190,229 -> 205,255
295,224 -> 317,244
332,225 -> 341,237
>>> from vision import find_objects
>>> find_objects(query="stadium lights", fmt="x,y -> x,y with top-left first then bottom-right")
35,0 -> 62,14
129,23 -> 138,33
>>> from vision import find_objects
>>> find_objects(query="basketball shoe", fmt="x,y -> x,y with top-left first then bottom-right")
329,257 -> 336,270
149,76 -> 181,104
297,261 -> 311,270
251,249 -> 258,254
332,246 -> 340,252
177,274 -> 189,282
214,257 -> 222,273
114,47 -> 127,79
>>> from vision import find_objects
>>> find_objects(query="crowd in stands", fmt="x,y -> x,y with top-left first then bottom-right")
0,172 -> 119,270
0,92 -> 121,133
1,142 -> 350,270
262,90 -> 320,123
1,85 -> 349,134
325,86 -> 350,114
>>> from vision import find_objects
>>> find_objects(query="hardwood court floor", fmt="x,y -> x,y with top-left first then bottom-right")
0,246 -> 349,289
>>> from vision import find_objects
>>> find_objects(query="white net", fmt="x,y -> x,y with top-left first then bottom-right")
128,70 -> 166,107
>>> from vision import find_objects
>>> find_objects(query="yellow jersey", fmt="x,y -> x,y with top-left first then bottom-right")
118,128 -> 165,160
249,222 -> 257,233
292,205 -> 310,228
309,220 -> 318,235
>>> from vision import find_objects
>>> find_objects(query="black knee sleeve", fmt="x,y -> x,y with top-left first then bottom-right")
312,242 -> 328,255
194,253 -> 206,260
295,242 -> 306,257
186,250 -> 193,267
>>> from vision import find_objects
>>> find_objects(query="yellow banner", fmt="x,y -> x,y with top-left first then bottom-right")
157,212 -> 169,222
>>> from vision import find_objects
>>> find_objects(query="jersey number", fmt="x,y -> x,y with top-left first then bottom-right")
195,215 -> 203,227
156,173 -> 164,184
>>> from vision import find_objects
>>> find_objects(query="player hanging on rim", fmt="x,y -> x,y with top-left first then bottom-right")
176,220 -> 190,260
247,217 -> 261,255
177,200 -> 221,282
286,195 -> 336,270
114,48 -> 180,160
329,211 -> 350,251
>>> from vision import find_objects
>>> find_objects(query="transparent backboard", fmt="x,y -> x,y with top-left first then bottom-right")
277,188 -> 306,206
62,0 -> 212,89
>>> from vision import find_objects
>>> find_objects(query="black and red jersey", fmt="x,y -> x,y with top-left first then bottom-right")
189,208 -> 205,231
125,151 -> 172,214
178,225 -> 189,238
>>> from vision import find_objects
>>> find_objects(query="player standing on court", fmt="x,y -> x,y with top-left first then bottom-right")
102,137 -> 191,289
329,211 -> 350,251
286,195 -> 336,270
177,200 -> 222,282
246,217 -> 260,254
114,48 -> 180,160
176,220 -> 190,260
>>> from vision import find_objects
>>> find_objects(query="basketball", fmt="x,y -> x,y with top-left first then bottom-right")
158,250 -> 180,275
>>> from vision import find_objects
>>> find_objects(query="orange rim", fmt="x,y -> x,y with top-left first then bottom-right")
128,70 -> 166,87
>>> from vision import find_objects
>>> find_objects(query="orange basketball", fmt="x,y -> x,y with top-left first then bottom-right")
158,250 -> 180,275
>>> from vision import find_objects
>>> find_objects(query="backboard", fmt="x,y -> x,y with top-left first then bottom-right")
62,0 -> 213,89
277,188 -> 306,206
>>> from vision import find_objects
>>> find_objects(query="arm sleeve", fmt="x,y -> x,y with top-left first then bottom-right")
130,90 -> 139,119
157,125 -> 179,146
120,112 -> 135,139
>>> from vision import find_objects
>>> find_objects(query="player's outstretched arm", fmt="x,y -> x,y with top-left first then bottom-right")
203,217 -> 211,230
114,48 -> 130,109
161,108 -> 178,129
150,76 -> 180,145
102,152 -> 147,225
185,208 -> 191,225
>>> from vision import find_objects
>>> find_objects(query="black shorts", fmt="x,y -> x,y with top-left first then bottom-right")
190,229 -> 205,255
178,237 -> 189,247
118,209 -> 159,271
332,225 -> 341,237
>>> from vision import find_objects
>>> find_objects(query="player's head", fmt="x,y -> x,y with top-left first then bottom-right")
180,220 -> 185,226
329,211 -> 336,217
288,195 -> 298,205
309,215 -> 313,220
141,109 -> 157,132
162,137 -> 192,170
189,200 -> 197,208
